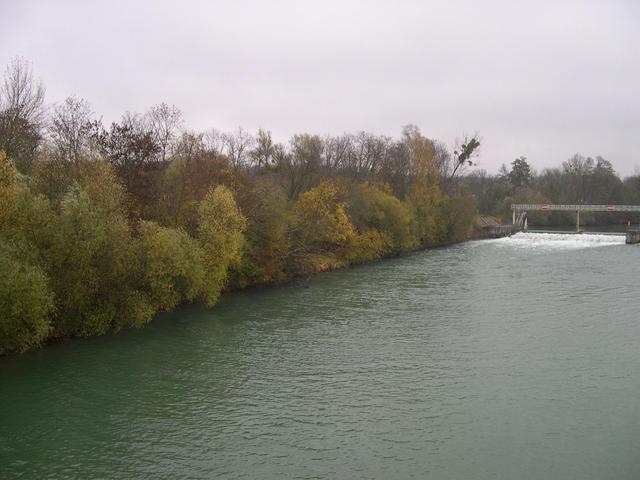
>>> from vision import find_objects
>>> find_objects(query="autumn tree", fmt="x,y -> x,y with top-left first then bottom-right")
138,220 -> 205,311
90,114 -> 161,216
45,164 -> 149,336
197,185 -> 246,304
344,182 -> 416,256
0,149 -> 55,251
159,132 -> 236,230
438,190 -> 477,243
0,150 -> 16,224
402,125 -> 441,245
0,238 -> 54,353
30,144 -> 77,206
289,181 -> 355,273
231,178 -> 289,286
0,60 -> 487,352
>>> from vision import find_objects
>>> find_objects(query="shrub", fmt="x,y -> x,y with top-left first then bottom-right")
0,239 -> 54,353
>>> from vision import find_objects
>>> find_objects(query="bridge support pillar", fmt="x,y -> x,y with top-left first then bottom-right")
576,209 -> 580,233
627,229 -> 640,244
512,209 -> 516,226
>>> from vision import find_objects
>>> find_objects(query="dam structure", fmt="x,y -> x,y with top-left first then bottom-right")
510,204 -> 640,243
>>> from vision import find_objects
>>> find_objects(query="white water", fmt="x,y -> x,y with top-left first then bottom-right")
491,232 -> 625,251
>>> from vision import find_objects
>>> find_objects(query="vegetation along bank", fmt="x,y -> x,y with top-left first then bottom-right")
0,58 -> 479,354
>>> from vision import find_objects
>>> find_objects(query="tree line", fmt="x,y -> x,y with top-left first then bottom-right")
462,154 -> 640,226
0,57 -> 478,354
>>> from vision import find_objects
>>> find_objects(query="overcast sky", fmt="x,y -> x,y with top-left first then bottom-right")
2,0 -> 639,175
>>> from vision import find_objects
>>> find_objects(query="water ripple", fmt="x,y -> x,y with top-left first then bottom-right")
1,237 -> 640,479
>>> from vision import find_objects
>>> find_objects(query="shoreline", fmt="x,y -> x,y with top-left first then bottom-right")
2,234 -> 478,357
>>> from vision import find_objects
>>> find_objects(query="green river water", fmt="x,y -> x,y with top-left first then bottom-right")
1,232 -> 639,479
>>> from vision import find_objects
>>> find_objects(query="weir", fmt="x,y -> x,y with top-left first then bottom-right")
495,231 -> 626,250
511,204 -> 640,242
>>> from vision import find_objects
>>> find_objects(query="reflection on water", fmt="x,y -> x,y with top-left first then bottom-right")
1,234 -> 639,479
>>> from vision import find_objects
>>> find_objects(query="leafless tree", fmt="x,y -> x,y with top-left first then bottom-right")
322,134 -> 352,174
147,103 -> 182,162
223,127 -> 254,169
353,132 -> 389,179
49,96 -> 93,167
284,134 -> 323,198
173,130 -> 205,163
0,57 -> 46,127
121,111 -> 148,135
203,128 -> 225,156
379,140 -> 412,198
433,140 -> 452,183
250,128 -> 275,169
0,57 -> 46,172
271,142 -> 288,166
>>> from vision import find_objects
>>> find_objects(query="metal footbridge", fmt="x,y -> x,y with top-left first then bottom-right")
511,204 -> 640,243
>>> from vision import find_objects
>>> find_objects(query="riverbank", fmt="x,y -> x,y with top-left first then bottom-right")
1,126 -> 476,354
3,225 -> 479,357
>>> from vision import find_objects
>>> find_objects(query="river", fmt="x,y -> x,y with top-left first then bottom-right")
1,233 -> 639,479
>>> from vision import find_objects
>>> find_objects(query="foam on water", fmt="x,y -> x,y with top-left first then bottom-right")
491,231 -> 625,250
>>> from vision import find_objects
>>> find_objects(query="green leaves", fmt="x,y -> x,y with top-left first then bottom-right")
0,238 -> 54,353
456,137 -> 481,167
48,183 -> 138,336
138,220 -> 205,312
197,185 -> 246,305
0,121 -> 483,355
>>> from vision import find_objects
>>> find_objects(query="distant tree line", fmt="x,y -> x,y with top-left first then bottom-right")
462,154 -> 640,226
0,57 -> 479,354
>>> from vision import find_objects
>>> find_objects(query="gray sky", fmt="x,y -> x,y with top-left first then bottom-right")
2,0 -> 639,175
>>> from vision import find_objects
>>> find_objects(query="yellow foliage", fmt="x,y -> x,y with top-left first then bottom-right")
347,229 -> 390,264
300,253 -> 349,273
0,151 -> 17,225
345,182 -> 417,253
0,239 -> 54,353
291,181 -> 355,248
289,181 -> 358,274
77,160 -> 128,216
197,185 -> 247,305
403,126 -> 442,246
138,220 -> 205,311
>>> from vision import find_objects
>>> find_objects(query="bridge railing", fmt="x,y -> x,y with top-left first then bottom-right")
512,204 -> 640,212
